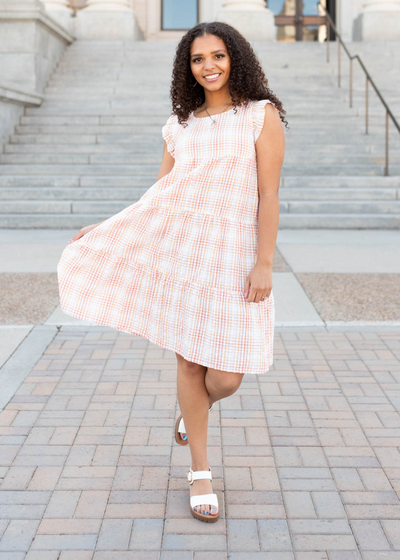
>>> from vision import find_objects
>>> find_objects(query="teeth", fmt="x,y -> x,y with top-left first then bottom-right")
205,74 -> 220,79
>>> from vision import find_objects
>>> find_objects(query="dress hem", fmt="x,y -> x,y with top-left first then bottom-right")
60,305 -> 273,376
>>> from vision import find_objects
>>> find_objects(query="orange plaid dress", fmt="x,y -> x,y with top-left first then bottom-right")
57,99 -> 275,374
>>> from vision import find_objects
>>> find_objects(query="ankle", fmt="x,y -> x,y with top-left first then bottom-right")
191,461 -> 210,472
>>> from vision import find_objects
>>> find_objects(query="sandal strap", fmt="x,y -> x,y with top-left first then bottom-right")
190,493 -> 219,509
187,467 -> 212,484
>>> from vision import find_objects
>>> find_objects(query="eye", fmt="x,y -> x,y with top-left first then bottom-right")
215,54 -> 225,58
192,57 -> 201,63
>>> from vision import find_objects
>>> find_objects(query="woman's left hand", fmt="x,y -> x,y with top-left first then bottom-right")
244,262 -> 272,303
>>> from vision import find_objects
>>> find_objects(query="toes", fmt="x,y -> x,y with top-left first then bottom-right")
181,433 -> 187,441
193,504 -> 218,515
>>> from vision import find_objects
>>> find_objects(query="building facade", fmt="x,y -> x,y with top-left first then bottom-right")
41,0 -> 400,43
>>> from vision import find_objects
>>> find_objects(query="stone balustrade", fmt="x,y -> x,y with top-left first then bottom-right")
0,0 -> 73,151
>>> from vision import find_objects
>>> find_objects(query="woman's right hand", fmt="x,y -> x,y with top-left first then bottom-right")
69,221 -> 105,243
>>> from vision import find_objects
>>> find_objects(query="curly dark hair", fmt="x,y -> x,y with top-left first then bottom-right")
169,21 -> 288,129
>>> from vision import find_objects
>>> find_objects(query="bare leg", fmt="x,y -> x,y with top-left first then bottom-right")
175,354 -> 244,516
205,367 -> 245,404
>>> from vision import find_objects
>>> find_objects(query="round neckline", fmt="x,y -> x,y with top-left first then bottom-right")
191,106 -> 237,121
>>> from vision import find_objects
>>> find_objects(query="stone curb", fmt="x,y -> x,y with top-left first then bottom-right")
0,324 -> 58,411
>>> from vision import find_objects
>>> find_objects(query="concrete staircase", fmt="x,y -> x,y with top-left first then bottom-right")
1,40 -> 399,228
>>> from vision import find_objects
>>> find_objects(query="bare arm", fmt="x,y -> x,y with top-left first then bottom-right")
157,140 -> 175,180
255,103 -> 285,265
244,103 -> 285,303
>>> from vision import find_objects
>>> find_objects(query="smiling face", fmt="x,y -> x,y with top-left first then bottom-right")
190,34 -> 231,92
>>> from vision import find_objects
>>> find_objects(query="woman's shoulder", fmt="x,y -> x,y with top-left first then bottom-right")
249,99 -> 279,142
164,113 -> 179,126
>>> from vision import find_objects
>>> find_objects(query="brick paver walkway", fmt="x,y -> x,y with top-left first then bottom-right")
1,326 -> 400,559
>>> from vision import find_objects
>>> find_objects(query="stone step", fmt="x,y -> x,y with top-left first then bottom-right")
0,154 -> 164,165
14,123 -> 397,136
1,199 -> 400,216
3,153 -> 399,166
279,188 -> 398,200
10,133 -> 399,147
0,165 -> 158,176
0,187 -> 396,202
24,104 -> 171,116
0,213 -> 399,229
279,214 -> 400,228
0,175 -> 151,188
281,200 -> 400,214
0,187 -> 149,200
0,175 -> 397,190
1,163 -> 397,176
24,106 -> 394,119
1,40 -> 399,229
282,176 -> 400,188
5,142 -> 163,154
4,142 -> 378,155
17,113 -> 392,127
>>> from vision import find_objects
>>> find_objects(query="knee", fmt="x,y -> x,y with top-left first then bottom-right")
207,368 -> 244,395
175,353 -> 207,378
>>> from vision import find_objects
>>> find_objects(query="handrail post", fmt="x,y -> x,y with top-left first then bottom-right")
350,58 -> 353,108
365,76 -> 369,135
317,1 -> 400,178
327,20 -> 330,62
384,111 -> 389,176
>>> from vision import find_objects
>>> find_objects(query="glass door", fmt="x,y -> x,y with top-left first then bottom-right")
269,0 -> 327,41
162,0 -> 198,30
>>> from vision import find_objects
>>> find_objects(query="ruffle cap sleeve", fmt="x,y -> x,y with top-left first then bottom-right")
162,113 -> 178,158
252,99 -> 279,143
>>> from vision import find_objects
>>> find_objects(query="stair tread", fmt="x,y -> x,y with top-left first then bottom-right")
2,40 -> 400,228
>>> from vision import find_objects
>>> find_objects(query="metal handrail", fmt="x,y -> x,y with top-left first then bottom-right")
318,2 -> 400,176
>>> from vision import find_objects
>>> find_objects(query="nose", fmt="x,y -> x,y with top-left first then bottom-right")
203,58 -> 216,71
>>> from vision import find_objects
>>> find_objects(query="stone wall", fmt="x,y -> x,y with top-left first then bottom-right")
0,0 -> 73,151
0,86 -> 42,147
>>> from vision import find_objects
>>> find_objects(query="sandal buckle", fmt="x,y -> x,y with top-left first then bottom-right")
187,469 -> 193,483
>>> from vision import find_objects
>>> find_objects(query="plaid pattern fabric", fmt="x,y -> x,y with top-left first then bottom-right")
57,99 -> 276,374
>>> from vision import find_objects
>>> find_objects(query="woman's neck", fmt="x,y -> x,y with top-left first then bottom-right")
202,87 -> 232,110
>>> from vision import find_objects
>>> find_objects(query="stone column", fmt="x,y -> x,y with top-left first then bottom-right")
75,0 -> 143,39
353,0 -> 400,40
216,0 -> 275,41
41,0 -> 74,33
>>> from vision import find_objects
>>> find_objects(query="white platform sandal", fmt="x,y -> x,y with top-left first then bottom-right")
175,402 -> 215,446
187,466 -> 220,523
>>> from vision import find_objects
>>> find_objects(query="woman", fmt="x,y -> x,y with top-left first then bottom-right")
57,21 -> 286,524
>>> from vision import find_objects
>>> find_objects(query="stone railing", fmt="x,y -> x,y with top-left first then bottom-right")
0,85 -> 43,148
0,0 -> 74,150
0,0 -> 74,93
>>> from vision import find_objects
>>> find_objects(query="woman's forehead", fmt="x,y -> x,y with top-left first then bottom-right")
190,35 -> 226,54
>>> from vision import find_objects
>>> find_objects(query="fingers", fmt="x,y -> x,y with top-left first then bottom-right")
245,289 -> 271,303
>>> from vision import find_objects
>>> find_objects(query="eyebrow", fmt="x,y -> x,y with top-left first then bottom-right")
191,49 -> 226,57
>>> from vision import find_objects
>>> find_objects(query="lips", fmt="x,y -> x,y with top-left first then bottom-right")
203,73 -> 221,82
